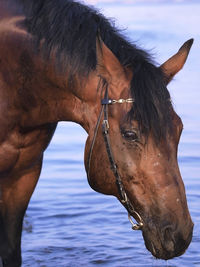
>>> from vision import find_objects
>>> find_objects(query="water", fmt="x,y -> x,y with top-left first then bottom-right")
22,1 -> 200,266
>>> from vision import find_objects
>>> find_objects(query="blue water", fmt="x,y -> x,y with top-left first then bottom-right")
22,2 -> 200,266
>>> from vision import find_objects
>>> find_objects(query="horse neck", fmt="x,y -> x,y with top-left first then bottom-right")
52,72 -> 101,133
19,58 -> 100,134
0,4 -> 100,134
0,0 -> 101,134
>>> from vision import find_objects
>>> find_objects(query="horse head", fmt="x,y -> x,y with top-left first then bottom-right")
84,38 -> 193,260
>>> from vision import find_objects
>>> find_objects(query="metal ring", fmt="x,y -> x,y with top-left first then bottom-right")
128,213 -> 143,231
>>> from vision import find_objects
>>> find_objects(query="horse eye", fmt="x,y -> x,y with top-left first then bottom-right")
122,131 -> 138,141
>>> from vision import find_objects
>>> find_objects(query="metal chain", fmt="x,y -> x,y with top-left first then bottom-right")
112,98 -> 134,104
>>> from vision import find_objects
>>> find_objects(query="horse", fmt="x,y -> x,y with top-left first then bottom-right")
0,0 -> 194,266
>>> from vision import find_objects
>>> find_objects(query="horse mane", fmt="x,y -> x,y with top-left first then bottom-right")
18,0 -> 172,140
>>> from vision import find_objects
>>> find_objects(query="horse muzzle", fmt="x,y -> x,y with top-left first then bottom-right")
142,219 -> 193,260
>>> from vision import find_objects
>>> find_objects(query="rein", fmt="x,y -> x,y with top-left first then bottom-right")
87,83 -> 143,231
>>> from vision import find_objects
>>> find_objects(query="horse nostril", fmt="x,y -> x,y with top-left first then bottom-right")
162,226 -> 175,252
164,227 -> 172,240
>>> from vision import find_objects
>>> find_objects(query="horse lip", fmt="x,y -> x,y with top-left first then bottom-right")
150,241 -> 156,256
143,226 -> 193,260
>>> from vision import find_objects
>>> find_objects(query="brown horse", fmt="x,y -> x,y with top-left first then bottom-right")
0,0 -> 194,266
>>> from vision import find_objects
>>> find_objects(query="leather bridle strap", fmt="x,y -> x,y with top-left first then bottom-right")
87,84 -> 143,230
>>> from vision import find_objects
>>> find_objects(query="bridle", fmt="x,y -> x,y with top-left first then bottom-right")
87,81 -> 143,231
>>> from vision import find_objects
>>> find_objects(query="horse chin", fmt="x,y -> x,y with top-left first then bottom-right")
141,225 -> 193,260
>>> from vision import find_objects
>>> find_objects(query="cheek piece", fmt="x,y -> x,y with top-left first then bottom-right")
87,83 -> 143,231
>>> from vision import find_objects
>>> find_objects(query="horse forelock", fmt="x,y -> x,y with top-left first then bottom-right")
128,62 -> 173,141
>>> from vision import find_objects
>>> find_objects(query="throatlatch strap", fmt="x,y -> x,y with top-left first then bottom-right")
101,88 -> 136,214
87,104 -> 104,184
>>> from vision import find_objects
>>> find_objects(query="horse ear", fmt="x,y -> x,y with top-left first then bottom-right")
96,36 -> 126,83
160,39 -> 193,84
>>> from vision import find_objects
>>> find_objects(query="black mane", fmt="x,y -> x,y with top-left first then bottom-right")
18,0 -> 172,140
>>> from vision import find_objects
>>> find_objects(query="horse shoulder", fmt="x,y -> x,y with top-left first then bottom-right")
0,123 -> 57,178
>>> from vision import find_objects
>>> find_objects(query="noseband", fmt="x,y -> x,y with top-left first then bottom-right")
87,83 -> 143,231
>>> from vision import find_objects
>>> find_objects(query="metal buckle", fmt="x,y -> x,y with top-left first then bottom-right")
103,119 -> 109,129
102,119 -> 109,134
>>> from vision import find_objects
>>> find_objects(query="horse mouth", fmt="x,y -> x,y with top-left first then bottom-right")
142,225 -> 193,260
